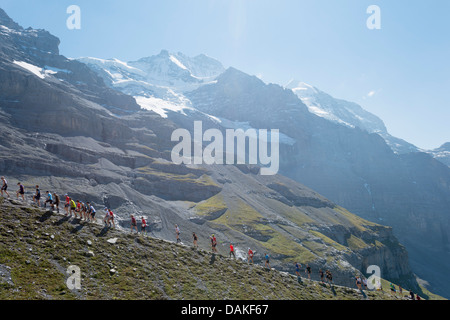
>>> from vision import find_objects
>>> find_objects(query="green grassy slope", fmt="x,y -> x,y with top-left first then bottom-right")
0,198 -> 441,300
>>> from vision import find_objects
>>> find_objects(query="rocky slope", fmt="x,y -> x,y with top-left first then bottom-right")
1,198 -> 440,300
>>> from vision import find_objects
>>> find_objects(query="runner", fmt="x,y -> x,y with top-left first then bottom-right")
305,264 -> 311,280
64,194 -> 70,215
44,191 -> 53,209
86,202 -> 96,223
390,283 -> 397,296
75,200 -> 82,219
16,182 -> 25,201
91,204 -> 97,223
319,269 -> 325,283
85,201 -> 91,221
0,177 -> 10,198
33,185 -> 41,207
377,279 -> 383,291
80,201 -> 87,220
175,224 -> 181,243
229,243 -> 236,259
295,262 -> 301,277
69,198 -> 76,217
108,209 -> 116,228
326,270 -> 333,285
362,277 -> 368,290
131,215 -> 138,233
192,232 -> 198,248
248,248 -> 254,264
356,276 -> 362,290
103,208 -> 110,226
264,253 -> 271,269
141,217 -> 147,233
210,234 -> 217,253
53,193 -> 60,213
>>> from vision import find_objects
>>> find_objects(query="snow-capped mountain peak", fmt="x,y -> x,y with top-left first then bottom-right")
129,50 -> 225,83
76,50 -> 225,118
286,79 -> 388,133
286,79 -> 319,95
285,79 -> 424,155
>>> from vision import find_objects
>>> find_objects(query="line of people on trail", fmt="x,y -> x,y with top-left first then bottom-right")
174,224 -> 338,283
2,176 -> 117,228
295,262 -> 334,285
387,281 -> 421,300
354,273 -> 422,299
1,177 -> 27,202
130,214 -> 148,233
1,176 -> 152,232
173,226 -> 273,271
174,220 -> 423,299
0,176 -> 353,288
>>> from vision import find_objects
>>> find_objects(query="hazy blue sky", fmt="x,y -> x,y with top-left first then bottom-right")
1,0 -> 449,149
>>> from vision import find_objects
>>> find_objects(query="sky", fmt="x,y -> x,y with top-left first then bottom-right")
0,0 -> 449,150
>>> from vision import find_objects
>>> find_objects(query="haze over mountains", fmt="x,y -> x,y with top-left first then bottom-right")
0,7 -> 449,299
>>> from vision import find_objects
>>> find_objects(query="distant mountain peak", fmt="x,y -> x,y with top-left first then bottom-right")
217,67 -> 264,85
129,50 -> 225,81
286,79 -> 388,134
0,8 -> 60,56
286,80 -> 321,97
438,142 -> 450,151
0,7 -> 22,30
77,50 -> 226,118
159,49 -> 170,56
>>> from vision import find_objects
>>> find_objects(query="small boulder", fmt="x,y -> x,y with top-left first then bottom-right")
107,238 -> 118,244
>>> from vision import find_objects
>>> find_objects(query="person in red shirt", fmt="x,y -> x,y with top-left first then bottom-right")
229,243 -> 236,259
141,217 -> 147,233
109,210 -> 115,228
248,248 -> 254,264
130,215 -> 138,233
64,194 -> 70,215
210,234 -> 217,253
75,200 -> 82,219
